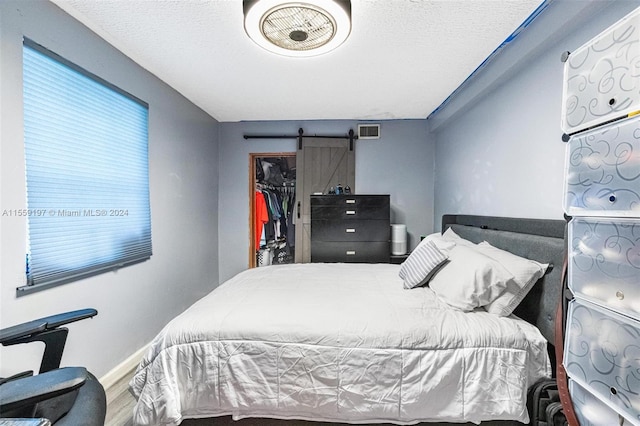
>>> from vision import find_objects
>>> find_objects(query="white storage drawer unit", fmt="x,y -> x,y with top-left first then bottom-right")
561,8 -> 640,135
563,116 -> 640,217
569,379 -> 632,426
568,217 -> 640,320
562,6 -> 640,424
564,299 -> 640,425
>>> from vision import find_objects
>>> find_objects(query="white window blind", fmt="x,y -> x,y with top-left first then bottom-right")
20,39 -> 151,294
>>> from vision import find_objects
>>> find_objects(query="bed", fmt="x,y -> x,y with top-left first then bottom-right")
129,215 -> 566,426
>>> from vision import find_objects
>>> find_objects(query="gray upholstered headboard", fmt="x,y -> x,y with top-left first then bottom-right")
442,214 -> 566,346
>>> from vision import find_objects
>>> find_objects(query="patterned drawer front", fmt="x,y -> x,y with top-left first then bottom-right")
565,299 -> 640,423
311,241 -> 390,263
561,7 -> 640,134
311,219 -> 390,242
569,379 -> 635,426
568,218 -> 640,320
564,116 -> 640,217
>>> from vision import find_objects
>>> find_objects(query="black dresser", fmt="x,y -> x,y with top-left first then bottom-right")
310,195 -> 390,263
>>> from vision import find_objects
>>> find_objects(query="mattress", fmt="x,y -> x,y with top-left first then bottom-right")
130,263 -> 551,425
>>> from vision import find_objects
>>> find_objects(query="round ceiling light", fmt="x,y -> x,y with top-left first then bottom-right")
243,0 -> 351,57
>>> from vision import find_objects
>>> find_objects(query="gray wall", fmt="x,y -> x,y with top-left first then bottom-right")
218,120 -> 434,282
0,0 -> 220,378
431,0 -> 640,229
4,0 -> 634,380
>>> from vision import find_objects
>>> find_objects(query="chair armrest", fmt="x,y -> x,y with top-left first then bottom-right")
0,309 -> 97,345
0,309 -> 98,374
41,309 -> 97,330
0,322 -> 47,345
0,367 -> 87,413
0,371 -> 34,386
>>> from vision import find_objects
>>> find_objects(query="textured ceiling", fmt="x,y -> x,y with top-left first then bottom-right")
50,0 -> 543,122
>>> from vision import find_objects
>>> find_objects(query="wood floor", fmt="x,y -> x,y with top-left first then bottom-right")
104,367 -> 136,426
106,370 -> 513,426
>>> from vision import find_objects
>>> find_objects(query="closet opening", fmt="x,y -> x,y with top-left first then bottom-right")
249,153 -> 296,268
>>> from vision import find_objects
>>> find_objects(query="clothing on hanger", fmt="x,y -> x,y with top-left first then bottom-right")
255,190 -> 268,249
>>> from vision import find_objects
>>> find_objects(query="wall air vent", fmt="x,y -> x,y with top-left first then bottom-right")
358,124 -> 380,139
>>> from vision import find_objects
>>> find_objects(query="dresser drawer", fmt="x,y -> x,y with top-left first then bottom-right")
569,379 -> 634,426
311,241 -> 390,263
311,219 -> 390,242
568,217 -> 640,320
310,195 -> 389,220
564,116 -> 640,217
561,7 -> 640,134
565,299 -> 640,423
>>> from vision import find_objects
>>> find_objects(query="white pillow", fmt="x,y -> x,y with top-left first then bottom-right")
442,228 -> 477,246
429,245 -> 514,311
399,240 -> 449,289
415,232 -> 456,251
475,241 -> 549,316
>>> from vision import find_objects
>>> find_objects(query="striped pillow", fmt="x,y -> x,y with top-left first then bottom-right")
399,240 -> 449,289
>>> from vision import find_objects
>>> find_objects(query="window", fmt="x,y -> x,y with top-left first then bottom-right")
19,39 -> 152,295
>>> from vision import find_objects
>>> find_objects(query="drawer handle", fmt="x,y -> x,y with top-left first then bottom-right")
346,250 -> 356,255
345,199 -> 356,204
346,210 -> 356,215
616,291 -> 625,300
346,228 -> 356,233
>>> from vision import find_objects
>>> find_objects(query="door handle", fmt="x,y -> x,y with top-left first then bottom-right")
297,201 -> 301,219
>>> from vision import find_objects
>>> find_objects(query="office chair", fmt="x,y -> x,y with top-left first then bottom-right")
0,309 -> 106,425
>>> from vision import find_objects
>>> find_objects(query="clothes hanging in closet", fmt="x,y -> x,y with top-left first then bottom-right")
255,191 -> 269,250
256,184 -> 295,250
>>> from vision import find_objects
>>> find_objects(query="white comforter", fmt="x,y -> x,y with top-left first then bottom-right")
130,263 -> 551,425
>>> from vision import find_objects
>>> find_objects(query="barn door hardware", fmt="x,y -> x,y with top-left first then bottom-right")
244,128 -> 357,151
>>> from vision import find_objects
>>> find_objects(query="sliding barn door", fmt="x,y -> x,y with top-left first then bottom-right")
294,138 -> 355,263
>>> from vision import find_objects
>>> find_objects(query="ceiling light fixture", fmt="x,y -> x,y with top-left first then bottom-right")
243,0 -> 351,57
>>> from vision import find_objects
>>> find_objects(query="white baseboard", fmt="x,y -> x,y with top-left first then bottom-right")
99,343 -> 149,391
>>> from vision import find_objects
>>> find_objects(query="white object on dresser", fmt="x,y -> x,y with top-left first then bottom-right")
390,224 -> 407,255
